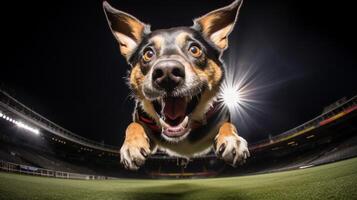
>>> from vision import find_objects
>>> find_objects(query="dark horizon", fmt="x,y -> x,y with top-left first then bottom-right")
1,0 -> 356,146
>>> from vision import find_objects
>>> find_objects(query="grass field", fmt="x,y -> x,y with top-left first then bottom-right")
1,157 -> 357,200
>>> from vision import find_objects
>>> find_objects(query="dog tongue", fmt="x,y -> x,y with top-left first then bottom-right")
163,97 -> 187,120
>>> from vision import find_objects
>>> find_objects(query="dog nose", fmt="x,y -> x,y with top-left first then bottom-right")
152,60 -> 185,91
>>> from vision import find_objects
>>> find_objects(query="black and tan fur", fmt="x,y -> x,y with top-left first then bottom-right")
103,0 -> 249,170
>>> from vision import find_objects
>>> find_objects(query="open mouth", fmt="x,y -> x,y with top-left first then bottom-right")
153,94 -> 201,139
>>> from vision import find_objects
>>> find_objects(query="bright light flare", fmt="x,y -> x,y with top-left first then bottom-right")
217,52 -> 272,128
214,38 -> 291,136
218,76 -> 256,123
221,85 -> 242,110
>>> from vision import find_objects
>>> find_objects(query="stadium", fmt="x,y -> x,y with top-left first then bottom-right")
1,0 -> 357,200
1,89 -> 356,199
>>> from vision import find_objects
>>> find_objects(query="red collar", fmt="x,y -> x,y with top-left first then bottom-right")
136,102 -> 220,133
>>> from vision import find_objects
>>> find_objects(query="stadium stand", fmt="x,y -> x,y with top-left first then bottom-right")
0,89 -> 356,178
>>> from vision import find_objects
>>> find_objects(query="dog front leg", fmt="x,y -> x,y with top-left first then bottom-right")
120,122 -> 151,170
214,122 -> 250,166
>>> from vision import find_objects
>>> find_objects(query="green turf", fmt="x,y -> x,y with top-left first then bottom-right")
1,157 -> 357,200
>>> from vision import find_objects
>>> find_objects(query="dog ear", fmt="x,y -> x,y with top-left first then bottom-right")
103,1 -> 150,60
193,0 -> 243,51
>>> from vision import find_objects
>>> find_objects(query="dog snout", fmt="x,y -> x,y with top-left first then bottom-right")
152,60 -> 185,91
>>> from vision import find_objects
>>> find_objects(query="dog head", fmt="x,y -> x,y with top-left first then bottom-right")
103,0 -> 243,142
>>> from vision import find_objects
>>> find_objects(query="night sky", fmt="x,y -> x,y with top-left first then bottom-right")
1,0 -> 356,146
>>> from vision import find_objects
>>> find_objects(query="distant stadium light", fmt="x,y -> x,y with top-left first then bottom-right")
16,122 -> 40,135
0,111 -> 40,135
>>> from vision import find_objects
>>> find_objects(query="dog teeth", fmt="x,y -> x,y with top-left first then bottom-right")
159,116 -> 189,130
181,116 -> 189,128
159,118 -> 170,129
160,98 -> 165,115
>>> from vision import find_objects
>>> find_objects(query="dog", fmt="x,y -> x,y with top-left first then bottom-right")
103,0 -> 249,170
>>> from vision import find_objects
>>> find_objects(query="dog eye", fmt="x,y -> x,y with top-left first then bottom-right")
143,49 -> 155,62
188,45 -> 202,57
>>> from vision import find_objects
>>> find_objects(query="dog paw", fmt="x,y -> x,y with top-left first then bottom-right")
120,123 -> 151,170
215,134 -> 250,167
